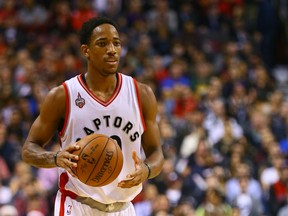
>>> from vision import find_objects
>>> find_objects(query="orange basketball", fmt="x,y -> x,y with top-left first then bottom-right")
72,134 -> 123,187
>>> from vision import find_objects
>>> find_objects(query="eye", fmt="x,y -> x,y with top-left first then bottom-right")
114,41 -> 121,47
97,42 -> 106,47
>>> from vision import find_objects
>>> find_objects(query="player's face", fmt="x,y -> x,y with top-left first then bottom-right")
86,24 -> 121,76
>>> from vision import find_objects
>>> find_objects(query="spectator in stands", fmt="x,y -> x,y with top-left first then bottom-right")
0,123 -> 20,173
179,108 -> 206,159
267,160 -> 288,215
146,0 -> 178,34
267,90 -> 287,141
17,0 -> 49,33
71,0 -> 98,31
232,167 -> 264,215
0,0 -> 24,50
180,137 -> 215,208
134,183 -> 159,216
225,161 -> 264,210
150,194 -> 171,216
226,80 -> 251,129
203,98 -> 243,147
260,144 -> 285,195
48,0 -> 73,36
172,199 -> 195,216
0,205 -> 18,216
251,65 -> 276,102
195,186 -> 233,216
0,177 -> 12,205
0,66 -> 15,109
244,107 -> 270,149
190,60 -> 214,97
125,0 -> 145,29
198,2 -> 232,33
92,0 -> 122,18
0,0 -> 17,23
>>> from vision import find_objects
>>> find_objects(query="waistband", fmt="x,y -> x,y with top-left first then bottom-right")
60,188 -> 130,213
76,196 -> 130,212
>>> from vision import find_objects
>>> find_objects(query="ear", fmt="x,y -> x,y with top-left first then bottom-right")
81,44 -> 89,58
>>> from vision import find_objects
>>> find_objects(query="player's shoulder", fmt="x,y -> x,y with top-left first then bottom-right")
136,81 -> 155,100
120,73 -> 156,104
135,81 -> 158,117
120,73 -> 154,98
43,84 -> 66,107
39,84 -> 67,118
48,75 -> 80,100
48,85 -> 66,99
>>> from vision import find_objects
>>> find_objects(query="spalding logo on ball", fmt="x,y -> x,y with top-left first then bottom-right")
72,134 -> 123,187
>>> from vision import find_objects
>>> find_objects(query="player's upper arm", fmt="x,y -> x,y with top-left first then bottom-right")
25,85 -> 66,147
137,82 -> 161,156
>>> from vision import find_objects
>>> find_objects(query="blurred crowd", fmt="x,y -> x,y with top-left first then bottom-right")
0,0 -> 288,215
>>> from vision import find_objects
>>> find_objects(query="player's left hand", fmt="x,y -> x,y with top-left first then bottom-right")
117,151 -> 149,188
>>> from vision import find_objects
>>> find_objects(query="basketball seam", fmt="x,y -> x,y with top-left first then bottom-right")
85,136 -> 109,185
99,138 -> 120,186
73,140 -> 95,177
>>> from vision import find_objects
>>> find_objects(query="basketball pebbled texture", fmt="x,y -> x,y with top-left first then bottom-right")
72,133 -> 123,187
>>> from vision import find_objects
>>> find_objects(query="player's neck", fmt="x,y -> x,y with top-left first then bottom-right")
84,72 -> 118,99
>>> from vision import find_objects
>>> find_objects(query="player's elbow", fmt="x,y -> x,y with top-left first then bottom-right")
158,152 -> 165,172
21,144 -> 30,163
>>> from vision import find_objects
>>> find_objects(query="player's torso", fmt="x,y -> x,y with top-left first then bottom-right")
59,73 -> 145,203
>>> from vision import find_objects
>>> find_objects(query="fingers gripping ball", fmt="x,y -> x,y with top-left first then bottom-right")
72,134 -> 123,187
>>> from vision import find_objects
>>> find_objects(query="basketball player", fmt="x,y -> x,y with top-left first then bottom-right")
22,17 -> 164,216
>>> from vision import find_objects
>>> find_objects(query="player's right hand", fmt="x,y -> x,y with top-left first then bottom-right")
54,144 -> 80,178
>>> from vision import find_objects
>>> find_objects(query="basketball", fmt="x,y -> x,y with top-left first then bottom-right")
72,134 -> 123,187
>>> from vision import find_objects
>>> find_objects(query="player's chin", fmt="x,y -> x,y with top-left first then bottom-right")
104,68 -> 118,75
108,62 -> 119,70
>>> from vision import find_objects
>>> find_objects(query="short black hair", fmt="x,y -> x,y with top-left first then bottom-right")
79,16 -> 119,45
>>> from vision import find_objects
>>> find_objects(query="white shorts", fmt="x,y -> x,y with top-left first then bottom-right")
54,191 -> 136,216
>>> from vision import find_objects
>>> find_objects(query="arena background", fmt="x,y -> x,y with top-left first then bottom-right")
0,0 -> 288,215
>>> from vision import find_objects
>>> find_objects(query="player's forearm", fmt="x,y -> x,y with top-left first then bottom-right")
22,142 -> 57,168
144,147 -> 164,179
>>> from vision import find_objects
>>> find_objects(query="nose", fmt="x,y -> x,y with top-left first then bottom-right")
107,43 -> 116,55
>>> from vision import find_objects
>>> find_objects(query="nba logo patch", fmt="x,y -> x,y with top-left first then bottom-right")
75,93 -> 85,108
67,205 -> 72,215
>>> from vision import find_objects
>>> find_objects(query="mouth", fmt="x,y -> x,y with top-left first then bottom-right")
105,59 -> 118,65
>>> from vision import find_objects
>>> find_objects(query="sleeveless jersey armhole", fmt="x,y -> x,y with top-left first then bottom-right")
58,82 -> 70,137
133,79 -> 146,131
